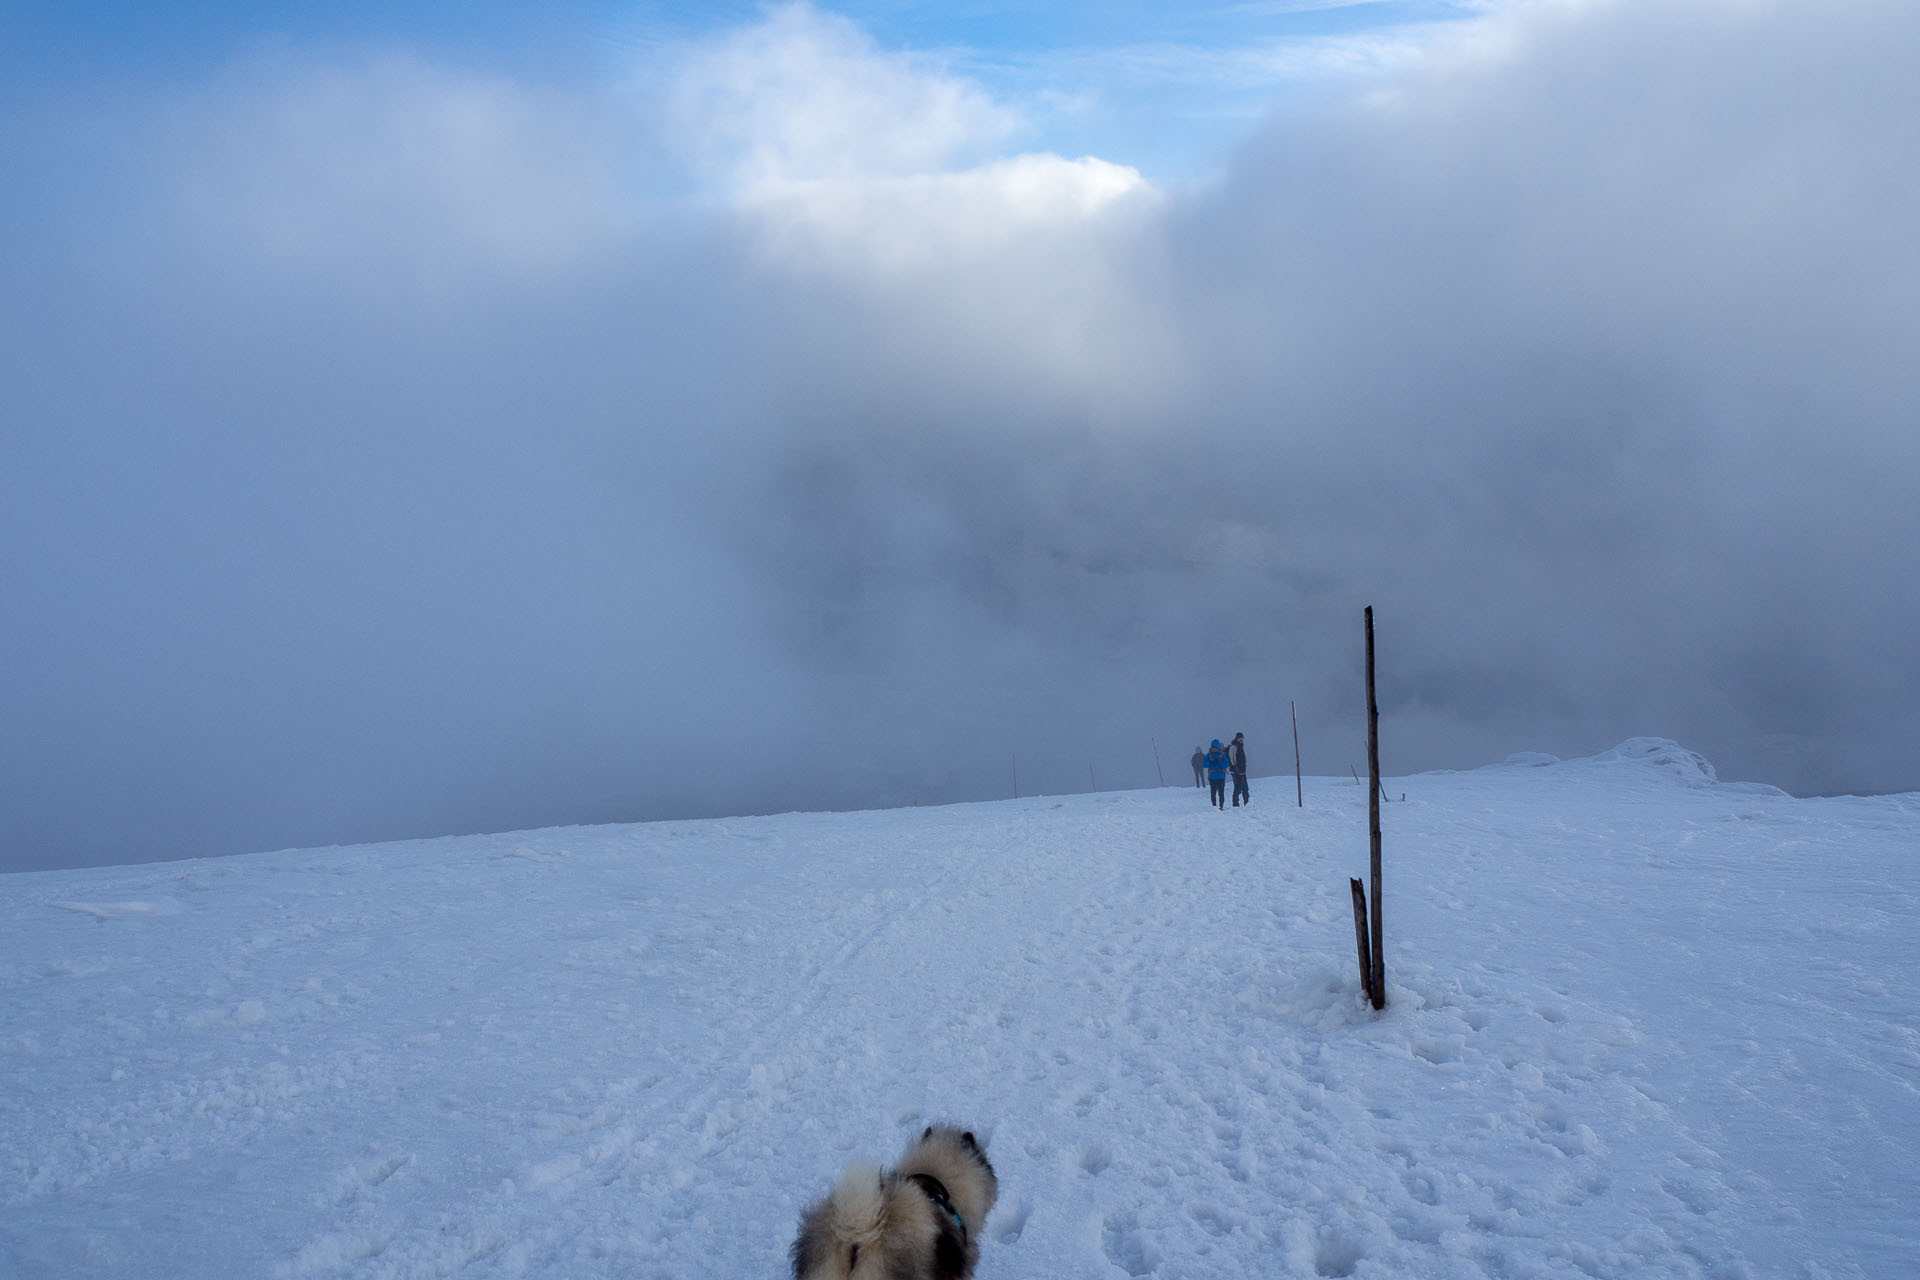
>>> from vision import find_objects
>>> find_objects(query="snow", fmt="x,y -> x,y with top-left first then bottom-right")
2,739 -> 1915,1279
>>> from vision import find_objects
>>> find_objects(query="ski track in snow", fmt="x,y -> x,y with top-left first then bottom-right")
2,744 -> 1916,1278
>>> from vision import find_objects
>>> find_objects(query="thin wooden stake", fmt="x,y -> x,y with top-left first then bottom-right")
1012,752 -> 1019,800
1151,737 -> 1166,787
1365,606 -> 1385,1009
1291,700 -> 1303,808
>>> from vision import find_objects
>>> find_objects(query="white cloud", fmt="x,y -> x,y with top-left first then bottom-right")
663,2 -> 1016,188
747,153 -> 1155,265
650,2 -> 1158,239
646,1 -> 1169,405
740,150 -> 1171,415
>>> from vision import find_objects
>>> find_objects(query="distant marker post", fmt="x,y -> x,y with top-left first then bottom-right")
1291,700 -> 1302,808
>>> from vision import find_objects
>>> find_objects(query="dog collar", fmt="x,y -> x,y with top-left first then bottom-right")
908,1174 -> 967,1241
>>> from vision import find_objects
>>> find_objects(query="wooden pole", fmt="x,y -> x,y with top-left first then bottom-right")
1151,737 -> 1166,787
1090,764 -> 1098,793
1291,700 -> 1303,808
1365,606 -> 1385,1009
1350,878 -> 1373,1003
1012,752 -> 1019,800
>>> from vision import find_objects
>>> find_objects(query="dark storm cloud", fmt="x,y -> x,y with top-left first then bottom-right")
3,1 -> 1916,872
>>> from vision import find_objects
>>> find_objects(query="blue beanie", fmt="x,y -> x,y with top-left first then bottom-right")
1211,739 -> 1221,748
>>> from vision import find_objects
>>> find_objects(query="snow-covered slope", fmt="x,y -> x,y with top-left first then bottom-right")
3,742 -> 1915,1278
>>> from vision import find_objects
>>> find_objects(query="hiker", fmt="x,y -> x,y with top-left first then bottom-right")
1228,732 -> 1249,807
1204,739 -> 1231,809
1190,746 -> 1205,788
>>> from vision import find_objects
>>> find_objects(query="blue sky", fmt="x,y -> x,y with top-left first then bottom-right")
3,0 -> 1483,180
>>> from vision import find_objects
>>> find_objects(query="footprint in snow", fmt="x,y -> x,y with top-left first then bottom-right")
1101,1211 -> 1156,1277
991,1199 -> 1031,1244
1314,1232 -> 1365,1278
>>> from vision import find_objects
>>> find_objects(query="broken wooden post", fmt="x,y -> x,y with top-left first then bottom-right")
1350,878 -> 1373,1003
1365,605 -> 1385,1009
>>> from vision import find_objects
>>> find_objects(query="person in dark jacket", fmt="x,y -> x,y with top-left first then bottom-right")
1204,740 -> 1230,809
1190,746 -> 1205,787
1228,732 -> 1249,807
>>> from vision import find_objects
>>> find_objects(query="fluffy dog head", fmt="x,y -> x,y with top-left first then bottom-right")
791,1125 -> 998,1280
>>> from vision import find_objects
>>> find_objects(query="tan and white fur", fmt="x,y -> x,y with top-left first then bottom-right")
791,1125 -> 998,1280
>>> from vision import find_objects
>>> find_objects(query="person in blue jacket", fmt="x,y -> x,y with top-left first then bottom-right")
1204,739 -> 1231,809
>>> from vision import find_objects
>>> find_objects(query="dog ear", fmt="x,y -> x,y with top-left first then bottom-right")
960,1131 -> 976,1148
923,1125 -> 934,1140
